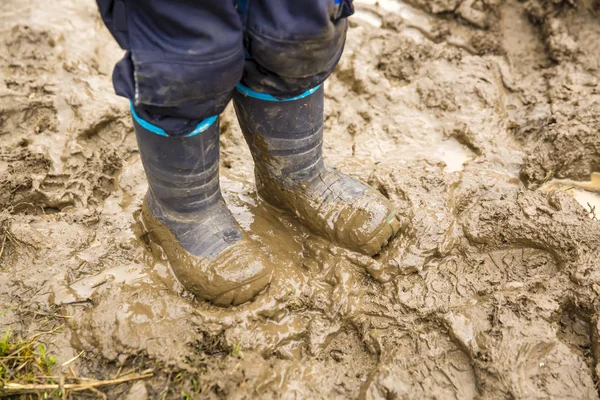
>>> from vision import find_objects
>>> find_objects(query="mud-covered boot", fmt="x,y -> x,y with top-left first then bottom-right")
233,85 -> 401,256
131,107 -> 273,306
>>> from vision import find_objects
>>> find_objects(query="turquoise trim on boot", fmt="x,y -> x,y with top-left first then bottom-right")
129,102 -> 217,137
235,83 -> 321,102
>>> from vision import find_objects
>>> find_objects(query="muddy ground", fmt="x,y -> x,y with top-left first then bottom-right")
1,0 -> 600,398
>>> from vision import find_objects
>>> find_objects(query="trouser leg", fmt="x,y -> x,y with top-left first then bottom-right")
97,0 -> 244,135
239,0 -> 354,97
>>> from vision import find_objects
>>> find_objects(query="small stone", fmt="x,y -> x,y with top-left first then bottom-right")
124,381 -> 148,400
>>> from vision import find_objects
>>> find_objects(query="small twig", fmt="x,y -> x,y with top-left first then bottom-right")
4,231 -> 21,252
2,371 -> 153,394
60,375 -> 65,400
160,371 -> 172,400
0,233 -> 7,262
112,366 -> 122,380
91,278 -> 109,289
28,324 -> 64,341
31,311 -> 72,319
121,367 -> 136,377
587,202 -> 598,220
61,351 -> 84,367
88,386 -> 108,399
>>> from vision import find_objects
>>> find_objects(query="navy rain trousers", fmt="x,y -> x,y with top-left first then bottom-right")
97,0 -> 354,136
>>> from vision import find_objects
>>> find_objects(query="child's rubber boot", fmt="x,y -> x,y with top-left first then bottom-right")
132,108 -> 273,306
233,85 -> 401,256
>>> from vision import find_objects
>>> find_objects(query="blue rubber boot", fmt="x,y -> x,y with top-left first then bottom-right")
132,107 -> 273,306
233,85 -> 401,256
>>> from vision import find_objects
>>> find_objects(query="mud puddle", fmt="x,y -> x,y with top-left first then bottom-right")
354,0 -> 431,26
1,0 -> 600,398
541,173 -> 600,218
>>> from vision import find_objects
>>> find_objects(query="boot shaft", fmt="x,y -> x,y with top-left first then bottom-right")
233,85 -> 325,183
132,106 -> 222,215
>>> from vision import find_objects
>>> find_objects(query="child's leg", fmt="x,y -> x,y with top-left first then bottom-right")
97,0 -> 244,135
96,0 -> 274,306
238,0 -> 353,96
234,0 -> 401,256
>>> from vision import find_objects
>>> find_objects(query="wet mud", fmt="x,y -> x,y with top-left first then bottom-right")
1,0 -> 600,398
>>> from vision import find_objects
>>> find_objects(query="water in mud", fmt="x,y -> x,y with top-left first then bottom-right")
1,0 -> 600,398
541,173 -> 600,218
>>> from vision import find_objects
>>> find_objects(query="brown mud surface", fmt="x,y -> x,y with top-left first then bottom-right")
2,0 -> 600,398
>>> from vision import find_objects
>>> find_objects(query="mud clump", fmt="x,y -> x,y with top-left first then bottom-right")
517,72 -> 600,187
512,0 -> 600,187
1,0 -> 600,399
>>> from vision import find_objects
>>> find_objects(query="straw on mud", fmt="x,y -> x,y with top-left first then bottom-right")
0,233 -> 6,261
2,370 -> 154,395
0,324 -> 138,398
0,230 -> 20,255
60,350 -> 84,367
28,324 -> 64,341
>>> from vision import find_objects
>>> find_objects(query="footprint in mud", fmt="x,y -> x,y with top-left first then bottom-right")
396,247 -> 558,314
457,170 -> 600,284
556,302 -> 596,369
362,323 -> 478,400
444,296 -> 598,399
1,19 -> 136,214
0,104 -> 134,213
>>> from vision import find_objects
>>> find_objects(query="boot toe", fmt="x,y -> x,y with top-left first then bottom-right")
142,201 -> 274,307
202,244 -> 274,306
211,272 -> 272,307
357,211 -> 402,256
177,242 -> 274,307
340,190 -> 401,256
